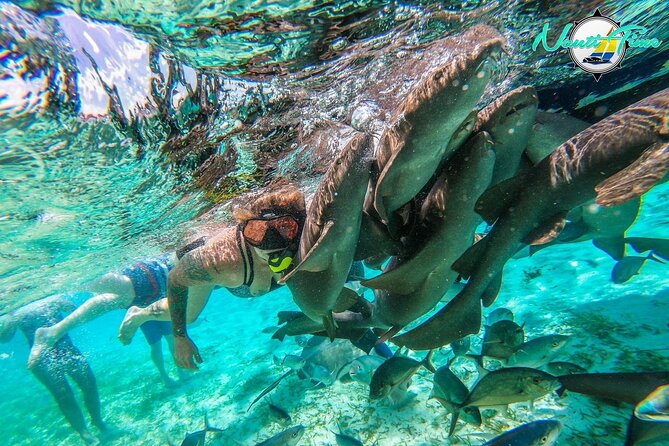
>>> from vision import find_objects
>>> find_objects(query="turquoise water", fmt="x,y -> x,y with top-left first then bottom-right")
1,0 -> 668,444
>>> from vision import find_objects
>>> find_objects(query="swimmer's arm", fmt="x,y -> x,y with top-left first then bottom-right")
167,253 -> 213,338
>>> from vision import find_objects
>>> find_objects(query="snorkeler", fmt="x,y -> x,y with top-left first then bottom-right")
119,185 -> 392,368
28,253 -> 186,386
120,185 -> 308,370
0,295 -> 107,445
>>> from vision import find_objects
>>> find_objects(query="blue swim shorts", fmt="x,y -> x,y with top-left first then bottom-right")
139,320 -> 172,345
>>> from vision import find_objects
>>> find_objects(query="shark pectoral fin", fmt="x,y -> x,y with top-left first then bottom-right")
522,211 -> 568,245
283,221 -> 335,280
593,237 -> 626,261
452,236 -> 489,279
361,263 -> 423,294
481,272 -> 503,307
475,173 -> 527,223
595,141 -> 669,207
393,289 -> 482,350
323,313 -> 338,341
333,286 -> 362,313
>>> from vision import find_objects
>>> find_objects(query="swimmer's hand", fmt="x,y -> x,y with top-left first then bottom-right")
174,335 -> 203,370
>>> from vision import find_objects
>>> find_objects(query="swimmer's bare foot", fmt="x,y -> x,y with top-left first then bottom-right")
28,326 -> 57,368
79,430 -> 100,446
118,306 -> 145,345
98,424 -> 125,441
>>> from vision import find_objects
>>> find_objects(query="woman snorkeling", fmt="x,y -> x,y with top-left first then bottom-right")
119,185 -> 307,369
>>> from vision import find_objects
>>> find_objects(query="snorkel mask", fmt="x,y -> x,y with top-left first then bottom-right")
241,213 -> 301,273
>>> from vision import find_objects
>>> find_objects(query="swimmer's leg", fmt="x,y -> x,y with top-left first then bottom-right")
119,285 -> 214,344
149,339 -> 177,387
118,301 -> 168,345
65,351 -> 106,432
31,273 -> 135,367
32,360 -> 98,445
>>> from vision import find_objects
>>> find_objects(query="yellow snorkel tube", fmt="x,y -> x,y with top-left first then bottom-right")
268,249 -> 294,273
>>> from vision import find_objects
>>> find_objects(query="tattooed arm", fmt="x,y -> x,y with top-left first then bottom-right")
168,251 -> 213,370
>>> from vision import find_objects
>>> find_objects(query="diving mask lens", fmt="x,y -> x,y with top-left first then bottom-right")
243,215 -> 299,250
